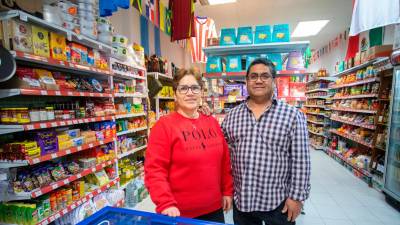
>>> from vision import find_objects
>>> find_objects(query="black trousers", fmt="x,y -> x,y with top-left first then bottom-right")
194,208 -> 225,223
233,202 -> 295,225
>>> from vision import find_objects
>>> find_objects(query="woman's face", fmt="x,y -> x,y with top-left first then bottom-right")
175,75 -> 202,112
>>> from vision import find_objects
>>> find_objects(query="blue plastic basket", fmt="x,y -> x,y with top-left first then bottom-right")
77,207 -> 229,225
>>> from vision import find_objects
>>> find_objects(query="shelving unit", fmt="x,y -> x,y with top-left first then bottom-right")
148,72 -> 174,120
203,41 -> 309,115
0,11 -> 149,224
325,58 -> 393,187
305,72 -> 335,150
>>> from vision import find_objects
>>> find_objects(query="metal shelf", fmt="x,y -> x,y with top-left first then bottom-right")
306,77 -> 337,84
0,10 -> 112,54
118,145 -> 147,159
332,93 -> 378,100
330,107 -> 377,114
114,93 -> 147,98
330,77 -> 380,89
115,113 -> 146,120
203,41 -> 310,56
305,88 -> 329,94
306,112 -> 325,116
156,96 -> 175,100
0,89 -> 113,99
307,120 -> 325,125
306,96 -> 330,99
304,105 -> 325,109
0,116 -> 114,135
310,143 -> 324,150
204,70 -> 307,79
117,127 -> 148,136
308,130 -> 326,137
147,72 -> 173,80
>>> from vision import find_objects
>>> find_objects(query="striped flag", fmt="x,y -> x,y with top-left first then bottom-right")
159,1 -> 166,31
146,0 -> 155,23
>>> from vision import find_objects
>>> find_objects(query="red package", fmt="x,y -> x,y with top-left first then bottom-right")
289,82 -> 306,97
276,77 -> 290,98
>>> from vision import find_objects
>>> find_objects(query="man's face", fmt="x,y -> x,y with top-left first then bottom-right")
246,64 -> 274,99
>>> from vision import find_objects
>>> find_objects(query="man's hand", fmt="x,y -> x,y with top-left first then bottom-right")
198,103 -> 212,116
161,206 -> 181,217
222,196 -> 233,212
282,198 -> 302,222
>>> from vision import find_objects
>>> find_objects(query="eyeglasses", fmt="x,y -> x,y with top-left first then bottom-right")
247,73 -> 273,82
177,85 -> 202,94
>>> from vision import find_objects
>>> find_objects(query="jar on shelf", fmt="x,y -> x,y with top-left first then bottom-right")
1,108 -> 11,124
9,108 -> 18,124
55,109 -> 63,120
39,108 -> 48,121
29,108 -> 40,122
16,108 -> 31,124
46,107 -> 55,121
63,110 -> 71,120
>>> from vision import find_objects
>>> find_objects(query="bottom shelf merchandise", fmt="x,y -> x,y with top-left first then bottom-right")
0,168 -> 118,225
309,134 -> 325,148
53,189 -> 125,225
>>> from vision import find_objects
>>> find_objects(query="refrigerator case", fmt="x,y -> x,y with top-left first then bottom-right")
384,50 -> 400,203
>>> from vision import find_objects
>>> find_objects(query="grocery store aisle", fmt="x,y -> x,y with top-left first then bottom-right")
132,150 -> 400,225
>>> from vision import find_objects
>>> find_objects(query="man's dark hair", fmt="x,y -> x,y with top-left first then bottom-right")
246,58 -> 277,78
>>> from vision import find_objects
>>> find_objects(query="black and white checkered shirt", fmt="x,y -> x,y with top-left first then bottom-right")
221,97 -> 311,212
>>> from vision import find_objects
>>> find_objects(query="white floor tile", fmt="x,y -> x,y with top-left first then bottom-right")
314,203 -> 350,220
343,205 -> 381,222
296,215 -> 326,225
323,218 -> 355,225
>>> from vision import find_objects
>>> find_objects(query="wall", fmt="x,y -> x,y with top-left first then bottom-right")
309,25 -> 395,74
110,8 -> 192,69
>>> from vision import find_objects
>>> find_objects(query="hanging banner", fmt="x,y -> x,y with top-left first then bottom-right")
131,0 -> 142,14
140,15 -> 149,55
159,1 -> 166,32
155,26 -> 161,56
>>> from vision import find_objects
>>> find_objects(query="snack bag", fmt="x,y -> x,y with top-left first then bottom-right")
32,26 -> 50,57
10,20 -> 33,53
237,26 -> 253,45
50,32 -> 67,61
220,28 -> 236,46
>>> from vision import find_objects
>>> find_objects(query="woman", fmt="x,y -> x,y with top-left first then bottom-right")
145,69 -> 233,223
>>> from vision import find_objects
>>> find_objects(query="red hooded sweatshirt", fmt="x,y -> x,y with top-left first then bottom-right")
145,112 -> 233,218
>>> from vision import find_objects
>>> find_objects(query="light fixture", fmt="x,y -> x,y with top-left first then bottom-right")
200,0 -> 237,6
291,20 -> 329,37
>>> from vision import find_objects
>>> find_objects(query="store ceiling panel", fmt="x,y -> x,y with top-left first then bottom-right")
195,0 -> 352,50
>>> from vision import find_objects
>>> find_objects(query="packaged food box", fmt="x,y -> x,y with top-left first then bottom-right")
224,84 -> 243,96
237,26 -> 253,45
255,25 -> 271,44
245,55 -> 259,70
10,19 -> 33,53
272,24 -> 290,42
78,158 -> 96,169
367,45 -> 393,60
206,56 -> 222,73
58,140 -> 73,150
286,52 -> 305,70
220,28 -> 236,46
226,55 -> 242,72
36,130 -> 58,155
50,32 -> 67,61
32,25 -> 50,57
267,53 -> 282,71
276,77 -> 290,98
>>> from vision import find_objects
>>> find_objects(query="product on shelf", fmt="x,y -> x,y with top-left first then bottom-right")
307,81 -> 329,90
159,101 -> 175,117
0,121 -> 116,162
118,154 -> 144,187
157,86 -> 174,97
332,99 -> 379,111
117,134 -> 147,155
10,19 -> 33,53
331,111 -> 375,126
148,111 -> 156,128
306,91 -> 328,98
330,136 -> 371,171
116,117 -> 147,133
308,124 -> 324,134
114,80 -> 146,95
115,101 -> 144,115
334,124 -> 374,145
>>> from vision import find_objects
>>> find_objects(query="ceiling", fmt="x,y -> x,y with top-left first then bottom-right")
195,0 -> 353,50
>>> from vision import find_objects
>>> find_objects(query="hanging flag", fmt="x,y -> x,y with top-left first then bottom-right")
131,0 -> 142,14
145,0 -> 155,23
140,15 -> 149,55
165,8 -> 172,35
154,26 -> 161,56
369,27 -> 383,47
154,0 -> 159,27
159,1 -> 166,32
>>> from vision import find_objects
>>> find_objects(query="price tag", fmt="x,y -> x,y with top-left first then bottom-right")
80,92 -> 84,96
52,183 -> 59,189
55,91 -> 61,96
40,123 -> 47,129
59,61 -> 65,66
67,91 -> 73,96
62,209 -> 68,214
63,180 -> 69,185
89,93 -> 94,97
89,143 -> 94,148
77,174 -> 82,179
40,90 -> 48,95
51,122 -> 57,127
26,125 -> 34,130
20,13 -> 28,21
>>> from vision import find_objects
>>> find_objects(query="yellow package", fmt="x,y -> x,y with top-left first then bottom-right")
57,134 -> 70,142
58,140 -> 73,150
50,32 -> 67,61
32,26 -> 50,57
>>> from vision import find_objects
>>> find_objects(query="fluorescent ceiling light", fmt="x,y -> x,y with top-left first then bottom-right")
207,0 -> 237,5
291,20 -> 329,37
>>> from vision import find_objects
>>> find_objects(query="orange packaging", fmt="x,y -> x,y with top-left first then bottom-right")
50,32 -> 67,61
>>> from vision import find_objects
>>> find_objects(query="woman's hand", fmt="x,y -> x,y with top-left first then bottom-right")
222,196 -> 233,212
161,206 -> 181,217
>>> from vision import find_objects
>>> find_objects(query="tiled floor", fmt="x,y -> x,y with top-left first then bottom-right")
133,150 -> 400,225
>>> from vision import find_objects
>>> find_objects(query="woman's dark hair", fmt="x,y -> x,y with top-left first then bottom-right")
246,58 -> 277,78
172,68 -> 204,91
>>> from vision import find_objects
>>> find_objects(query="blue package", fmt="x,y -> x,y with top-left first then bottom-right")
220,28 -> 236,46
237,26 -> 253,45
272,24 -> 290,42
226,55 -> 242,72
206,56 -> 222,73
267,53 -> 283,71
245,55 -> 260,70
255,25 -> 272,44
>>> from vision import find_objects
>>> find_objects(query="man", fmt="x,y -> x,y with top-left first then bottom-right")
221,58 -> 311,225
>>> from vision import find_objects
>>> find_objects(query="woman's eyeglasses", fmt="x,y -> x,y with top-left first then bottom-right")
177,85 -> 202,94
